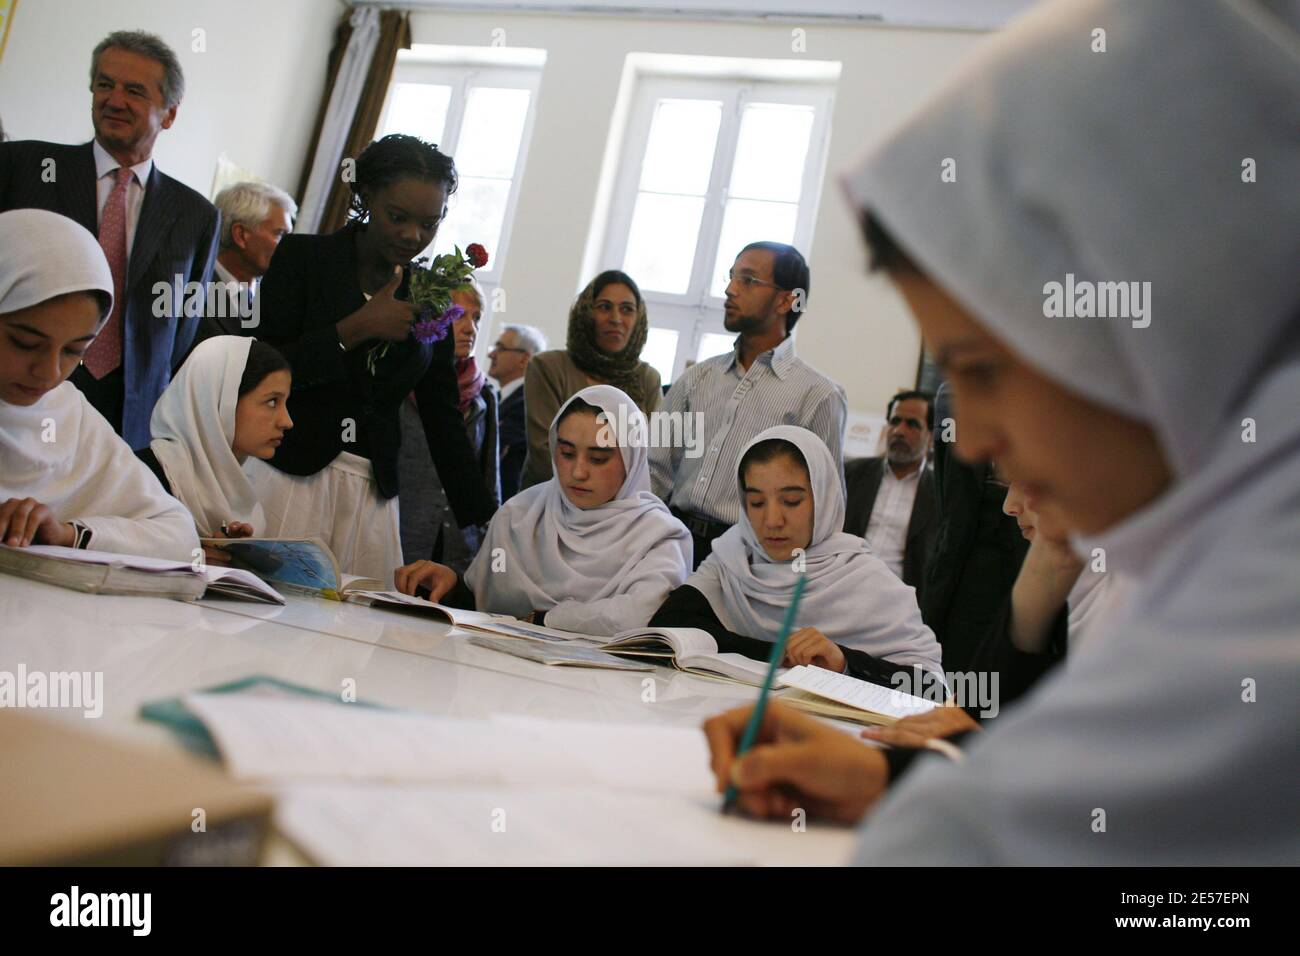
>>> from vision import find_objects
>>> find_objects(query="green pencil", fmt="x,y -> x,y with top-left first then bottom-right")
722,571 -> 808,813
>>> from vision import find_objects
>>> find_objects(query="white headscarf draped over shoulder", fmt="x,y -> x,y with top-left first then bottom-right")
149,335 -> 267,537
842,0 -> 1300,864
464,384 -> 692,634
0,209 -> 198,561
688,426 -> 943,674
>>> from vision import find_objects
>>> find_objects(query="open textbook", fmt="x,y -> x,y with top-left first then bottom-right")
349,598 -> 786,686
0,543 -> 284,604
200,537 -> 382,599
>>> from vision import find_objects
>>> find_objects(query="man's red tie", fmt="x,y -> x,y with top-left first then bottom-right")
83,166 -> 131,379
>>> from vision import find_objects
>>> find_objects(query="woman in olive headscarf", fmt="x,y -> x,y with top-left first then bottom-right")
519,270 -> 661,489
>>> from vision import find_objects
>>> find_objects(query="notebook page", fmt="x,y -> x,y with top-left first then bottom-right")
274,783 -> 752,866
778,665 -> 939,720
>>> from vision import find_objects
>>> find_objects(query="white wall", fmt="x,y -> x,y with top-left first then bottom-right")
409,11 -> 986,417
0,0 -> 341,198
1,1 -> 988,417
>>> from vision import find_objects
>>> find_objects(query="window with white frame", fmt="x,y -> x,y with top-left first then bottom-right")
601,72 -> 835,384
376,46 -> 545,342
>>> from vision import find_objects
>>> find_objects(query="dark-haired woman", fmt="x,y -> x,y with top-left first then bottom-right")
519,270 -> 661,489
649,426 -> 943,686
138,336 -> 293,566
243,134 -> 498,585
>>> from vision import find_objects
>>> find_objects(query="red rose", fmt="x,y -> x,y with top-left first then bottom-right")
466,243 -> 489,269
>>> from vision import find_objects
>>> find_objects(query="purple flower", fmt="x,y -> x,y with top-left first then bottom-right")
411,303 -> 464,345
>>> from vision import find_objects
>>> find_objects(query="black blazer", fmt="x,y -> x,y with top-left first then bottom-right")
497,384 -> 526,501
251,222 -> 497,527
0,140 -> 219,449
843,456 -> 937,596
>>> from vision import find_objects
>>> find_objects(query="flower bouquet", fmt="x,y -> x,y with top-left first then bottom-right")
365,242 -> 490,374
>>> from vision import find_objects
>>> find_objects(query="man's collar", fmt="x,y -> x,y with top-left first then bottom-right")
728,333 -> 797,378
497,376 -> 525,402
92,139 -> 154,186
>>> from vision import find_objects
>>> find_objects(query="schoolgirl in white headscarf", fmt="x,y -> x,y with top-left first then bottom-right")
455,384 -> 691,633
689,426 -> 943,675
838,0 -> 1300,863
0,209 -> 199,561
148,335 -> 292,538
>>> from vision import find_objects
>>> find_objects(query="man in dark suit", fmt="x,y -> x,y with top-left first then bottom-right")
844,389 -> 937,598
0,30 -> 219,449
487,323 -> 546,501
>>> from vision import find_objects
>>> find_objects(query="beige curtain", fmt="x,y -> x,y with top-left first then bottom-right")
296,7 -> 411,235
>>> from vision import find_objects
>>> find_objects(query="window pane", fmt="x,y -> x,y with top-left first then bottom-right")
430,176 -> 511,266
642,327 -> 679,386
455,87 -> 530,179
622,192 -> 705,295
728,103 -> 814,203
696,332 -> 735,364
639,99 -> 722,196
708,198 -> 799,298
381,83 -> 451,144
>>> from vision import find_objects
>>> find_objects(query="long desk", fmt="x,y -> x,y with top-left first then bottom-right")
0,576 -> 860,865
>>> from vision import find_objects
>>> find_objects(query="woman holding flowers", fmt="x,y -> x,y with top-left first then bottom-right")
246,134 -> 497,584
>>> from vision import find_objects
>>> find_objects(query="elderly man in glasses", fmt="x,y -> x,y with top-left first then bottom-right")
488,324 -> 547,501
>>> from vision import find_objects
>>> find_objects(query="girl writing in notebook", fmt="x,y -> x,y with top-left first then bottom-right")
649,426 -> 944,686
138,335 -> 293,566
0,209 -> 199,561
703,0 -> 1298,863
394,385 -> 692,635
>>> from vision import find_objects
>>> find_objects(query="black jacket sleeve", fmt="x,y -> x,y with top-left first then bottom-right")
964,596 -> 1068,719
254,238 -> 352,389
649,585 -> 919,689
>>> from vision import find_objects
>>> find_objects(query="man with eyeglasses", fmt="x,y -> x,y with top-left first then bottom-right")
487,324 -> 547,500
843,390 -> 937,596
650,241 -> 847,568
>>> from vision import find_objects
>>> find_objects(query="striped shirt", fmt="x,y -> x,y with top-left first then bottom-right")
650,335 -> 847,526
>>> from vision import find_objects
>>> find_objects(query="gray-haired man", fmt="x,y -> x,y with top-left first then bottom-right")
200,180 -> 297,338
0,29 -> 220,448
489,324 -> 547,500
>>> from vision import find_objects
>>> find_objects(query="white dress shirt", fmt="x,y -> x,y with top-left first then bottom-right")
497,376 -> 525,404
862,457 -> 925,579
649,335 -> 848,526
92,139 -> 153,259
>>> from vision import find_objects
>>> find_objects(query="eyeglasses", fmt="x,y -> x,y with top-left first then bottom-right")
727,271 -> 781,290
489,342 -> 528,354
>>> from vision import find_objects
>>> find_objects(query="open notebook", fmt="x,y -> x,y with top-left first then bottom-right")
175,692 -> 856,865
0,543 -> 284,604
778,665 -> 941,726
200,537 -> 382,599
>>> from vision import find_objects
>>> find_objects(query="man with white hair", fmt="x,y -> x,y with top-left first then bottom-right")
201,180 -> 296,337
488,323 -> 547,500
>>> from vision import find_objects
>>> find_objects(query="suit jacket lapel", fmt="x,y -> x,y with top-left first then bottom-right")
68,143 -> 99,235
128,165 -> 171,291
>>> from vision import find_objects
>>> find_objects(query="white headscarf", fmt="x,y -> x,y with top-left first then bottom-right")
464,384 -> 692,633
844,0 -> 1300,864
0,209 -> 199,561
149,335 -> 267,537
689,426 -> 943,674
